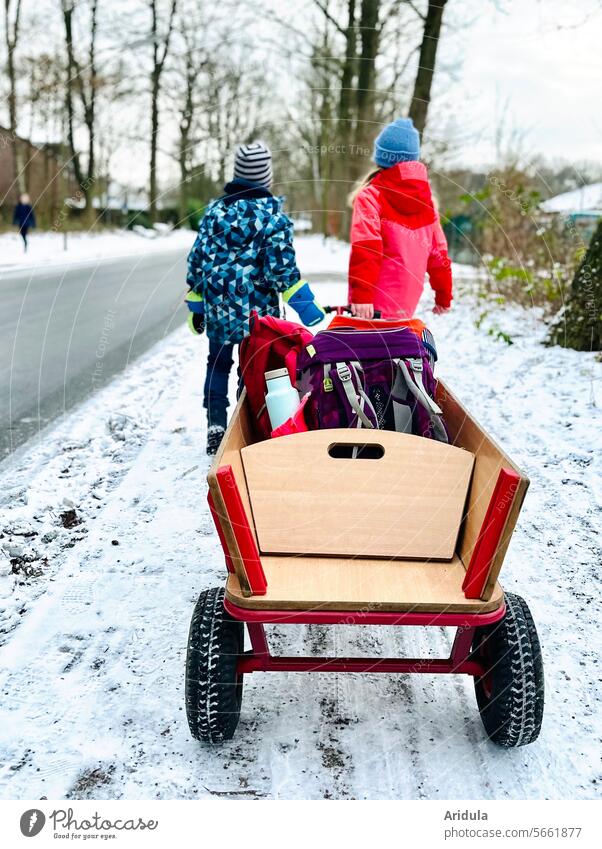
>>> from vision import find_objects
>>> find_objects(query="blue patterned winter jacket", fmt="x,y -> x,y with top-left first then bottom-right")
186,181 -> 301,344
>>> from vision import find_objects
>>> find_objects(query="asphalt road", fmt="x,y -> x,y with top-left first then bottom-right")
0,249 -> 188,459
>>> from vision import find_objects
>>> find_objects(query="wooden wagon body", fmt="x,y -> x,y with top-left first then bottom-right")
208,382 -> 528,615
185,379 -> 543,748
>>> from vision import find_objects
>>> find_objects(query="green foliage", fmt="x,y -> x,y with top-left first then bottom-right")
185,199 -> 206,232
440,165 -> 582,312
487,256 -> 532,285
473,301 -> 514,346
548,217 -> 602,351
126,211 -> 152,230
488,327 -> 514,345
459,186 -> 491,205
485,255 -> 563,307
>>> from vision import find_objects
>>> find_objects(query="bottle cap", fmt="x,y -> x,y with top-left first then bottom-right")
265,367 -> 290,381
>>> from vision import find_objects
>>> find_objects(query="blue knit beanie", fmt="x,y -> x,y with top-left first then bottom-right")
373,118 -> 420,168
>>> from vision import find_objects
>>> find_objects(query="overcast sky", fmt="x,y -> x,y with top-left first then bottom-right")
434,0 -> 602,167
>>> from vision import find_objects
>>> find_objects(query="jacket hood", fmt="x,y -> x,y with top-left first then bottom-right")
371,161 -> 436,229
209,192 -> 283,248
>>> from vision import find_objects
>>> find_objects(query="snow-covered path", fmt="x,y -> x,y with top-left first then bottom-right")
0,244 -> 601,800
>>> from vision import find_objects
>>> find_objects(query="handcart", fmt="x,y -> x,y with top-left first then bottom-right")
185,371 -> 544,748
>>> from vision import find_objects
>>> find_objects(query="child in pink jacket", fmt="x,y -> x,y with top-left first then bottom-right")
348,118 -> 452,319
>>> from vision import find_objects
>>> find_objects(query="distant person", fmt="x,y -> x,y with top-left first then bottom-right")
185,141 -> 324,454
348,118 -> 453,319
13,193 -> 36,252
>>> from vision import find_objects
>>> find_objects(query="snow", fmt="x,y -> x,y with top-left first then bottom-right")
0,246 -> 601,801
540,182 -> 602,215
294,233 -> 350,276
0,228 -> 194,272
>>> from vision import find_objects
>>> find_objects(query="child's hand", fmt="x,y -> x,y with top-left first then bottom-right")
432,304 -> 451,315
351,303 -> 374,319
185,289 -> 205,335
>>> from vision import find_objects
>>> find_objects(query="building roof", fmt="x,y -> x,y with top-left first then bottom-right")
540,182 -> 602,215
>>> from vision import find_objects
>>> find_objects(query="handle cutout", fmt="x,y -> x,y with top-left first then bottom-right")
328,442 -> 385,460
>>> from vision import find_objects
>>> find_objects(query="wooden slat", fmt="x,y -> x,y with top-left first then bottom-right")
462,467 -> 520,598
207,393 -> 255,596
436,381 -> 529,599
215,465 -> 267,595
224,554 -> 504,613
241,430 -> 474,560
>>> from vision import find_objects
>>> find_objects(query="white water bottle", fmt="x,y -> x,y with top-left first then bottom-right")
265,368 -> 300,431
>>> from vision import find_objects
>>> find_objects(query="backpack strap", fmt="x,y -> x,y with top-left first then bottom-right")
351,361 -> 378,426
335,362 -> 376,429
391,366 -> 414,434
394,358 -> 448,443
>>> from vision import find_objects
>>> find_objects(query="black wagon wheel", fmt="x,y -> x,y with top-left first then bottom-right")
472,592 -> 544,747
185,586 -> 244,743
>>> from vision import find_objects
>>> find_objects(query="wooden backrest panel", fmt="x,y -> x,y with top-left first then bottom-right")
241,429 -> 474,560
436,381 -> 529,598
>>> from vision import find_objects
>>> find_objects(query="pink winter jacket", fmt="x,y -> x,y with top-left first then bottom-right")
348,161 -> 452,318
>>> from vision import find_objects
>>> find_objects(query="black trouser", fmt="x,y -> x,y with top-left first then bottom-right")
203,340 -> 237,430
19,226 -> 29,250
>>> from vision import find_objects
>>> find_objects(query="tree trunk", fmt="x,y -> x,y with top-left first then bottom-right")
177,30 -> 196,223
548,220 -> 602,351
355,0 -> 379,148
148,0 -> 178,223
85,0 -> 98,189
62,2 -> 85,200
149,69 -> 160,220
60,0 -> 100,218
408,0 -> 448,138
339,0 -> 356,127
4,0 -> 24,195
178,96 -> 192,223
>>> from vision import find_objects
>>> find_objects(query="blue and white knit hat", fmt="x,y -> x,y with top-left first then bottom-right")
233,141 -> 273,189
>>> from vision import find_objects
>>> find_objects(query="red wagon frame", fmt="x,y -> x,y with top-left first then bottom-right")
226,600 -> 505,678
211,455 -> 516,680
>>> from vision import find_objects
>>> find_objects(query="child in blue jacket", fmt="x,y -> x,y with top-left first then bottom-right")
186,141 -> 323,454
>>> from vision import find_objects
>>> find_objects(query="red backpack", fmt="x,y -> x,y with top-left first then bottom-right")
239,311 -> 313,440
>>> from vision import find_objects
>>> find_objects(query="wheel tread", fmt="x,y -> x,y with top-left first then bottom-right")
474,592 -> 544,747
185,586 -> 243,743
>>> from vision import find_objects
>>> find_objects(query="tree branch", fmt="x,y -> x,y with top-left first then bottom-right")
313,0 -> 347,36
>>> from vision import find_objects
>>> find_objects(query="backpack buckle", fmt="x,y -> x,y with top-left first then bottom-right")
336,363 -> 352,382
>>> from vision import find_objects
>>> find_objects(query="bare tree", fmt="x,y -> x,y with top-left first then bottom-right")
148,0 -> 177,222
169,0 -> 213,220
355,0 -> 380,152
408,0 -> 449,137
3,0 -> 24,193
307,12 -> 339,233
60,0 -> 100,211
206,62 -> 267,184
176,27 -> 197,217
339,0 -> 357,128
21,51 -> 64,144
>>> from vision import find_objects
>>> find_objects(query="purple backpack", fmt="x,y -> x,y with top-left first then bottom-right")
297,325 -> 448,442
